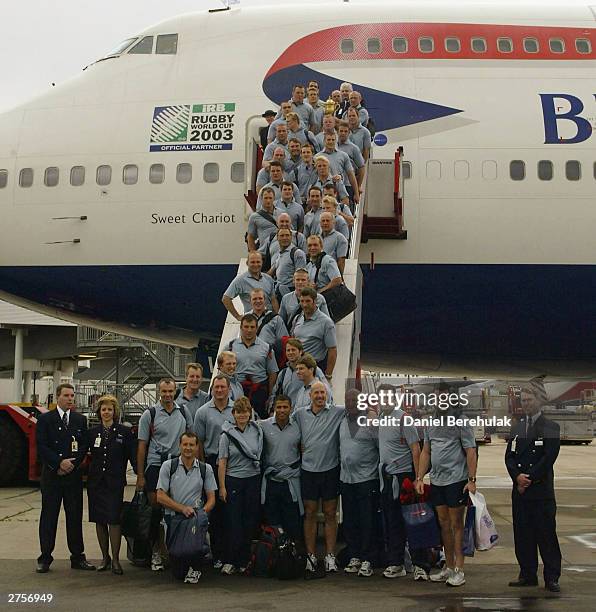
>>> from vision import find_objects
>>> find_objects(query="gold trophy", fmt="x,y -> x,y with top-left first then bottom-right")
324,97 -> 338,116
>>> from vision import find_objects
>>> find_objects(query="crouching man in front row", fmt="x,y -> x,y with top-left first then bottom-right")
157,432 -> 217,584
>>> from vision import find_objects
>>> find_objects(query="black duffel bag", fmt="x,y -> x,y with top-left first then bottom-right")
321,284 -> 357,322
121,491 -> 153,541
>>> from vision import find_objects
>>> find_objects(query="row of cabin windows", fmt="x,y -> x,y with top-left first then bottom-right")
341,36 -> 592,55
0,162 -> 245,189
419,160 -> 592,181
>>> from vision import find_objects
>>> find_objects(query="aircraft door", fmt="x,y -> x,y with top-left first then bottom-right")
244,116 -> 266,210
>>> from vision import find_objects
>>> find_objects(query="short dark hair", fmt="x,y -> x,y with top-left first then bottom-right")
274,394 -> 292,408
308,185 -> 322,196
297,354 -> 317,372
56,383 -> 75,397
240,313 -> 259,326
300,287 -> 317,301
269,161 -> 282,169
179,431 -> 199,445
212,373 -> 230,387
281,181 -> 294,189
261,186 -> 275,197
292,84 -> 305,91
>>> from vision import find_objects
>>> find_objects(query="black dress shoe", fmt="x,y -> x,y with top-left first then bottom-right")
71,560 -> 96,571
546,580 -> 561,592
509,577 -> 538,587
97,558 -> 111,572
36,563 -> 50,574
112,563 -> 123,576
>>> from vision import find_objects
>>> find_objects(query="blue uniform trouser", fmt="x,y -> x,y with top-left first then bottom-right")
205,455 -> 225,561
223,475 -> 261,567
512,495 -> 561,582
264,478 -> 302,541
381,472 -> 431,571
340,479 -> 379,562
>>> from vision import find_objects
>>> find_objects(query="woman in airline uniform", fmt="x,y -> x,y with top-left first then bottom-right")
87,394 -> 136,575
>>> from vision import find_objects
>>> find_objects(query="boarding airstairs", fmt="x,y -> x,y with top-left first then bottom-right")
214,147 -> 405,404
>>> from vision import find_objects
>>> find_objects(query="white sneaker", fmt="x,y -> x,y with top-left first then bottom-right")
344,557 -> 361,574
430,566 -> 453,582
414,566 -> 429,581
383,565 -> 406,579
446,567 -> 466,587
151,552 -> 164,571
184,567 -> 201,584
221,563 -> 236,575
324,553 -> 338,573
212,559 -> 223,570
358,561 -> 373,577
239,566 -> 247,575
306,554 -> 318,573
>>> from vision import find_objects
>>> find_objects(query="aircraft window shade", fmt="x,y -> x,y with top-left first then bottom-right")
176,163 -> 192,184
538,160 -> 553,181
367,38 -> 381,54
107,37 -> 138,56
128,36 -> 153,54
19,168 -> 34,188
482,160 -> 497,180
426,160 -> 441,181
392,37 -> 408,53
565,160 -> 581,181
156,34 -> 178,55
44,167 -> 59,187
419,37 -> 434,53
149,164 -> 165,184
576,39 -> 591,54
70,166 -> 85,186
0,170 -> 8,189
549,38 -> 565,54
497,38 -> 513,53
509,160 -> 525,181
402,161 -> 412,179
341,38 -> 355,54
231,162 -> 245,183
204,163 -> 219,183
445,37 -> 461,53
471,37 -> 487,53
123,164 -> 138,185
523,38 -> 539,53
96,165 -> 112,186
454,160 -> 469,181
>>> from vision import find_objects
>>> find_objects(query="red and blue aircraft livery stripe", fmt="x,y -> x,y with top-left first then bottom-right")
263,23 -> 595,132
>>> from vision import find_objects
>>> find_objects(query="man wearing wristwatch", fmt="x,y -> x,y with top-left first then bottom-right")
416,389 -> 477,587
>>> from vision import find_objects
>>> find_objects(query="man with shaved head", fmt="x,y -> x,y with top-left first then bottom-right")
293,381 -> 345,575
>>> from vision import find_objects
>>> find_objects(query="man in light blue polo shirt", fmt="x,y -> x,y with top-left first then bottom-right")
338,121 -> 365,188
293,353 -> 333,410
314,114 -> 337,150
275,182 -> 304,232
377,397 -> 427,580
306,235 -> 343,293
267,100 -> 293,142
156,431 -> 217,583
215,351 -> 244,401
263,123 -> 290,161
307,87 -> 325,133
136,378 -> 192,571
286,113 -> 319,151
222,251 -> 278,319
319,212 -> 348,274
293,382 -> 344,574
279,268 -> 329,327
310,156 -> 350,205
247,187 -> 279,251
342,91 -> 369,127
256,147 -> 291,191
275,84 -> 316,131
270,228 -> 307,298
193,373 -> 234,569
256,162 -> 300,211
261,395 -> 303,540
176,363 -> 209,422
322,197 -> 350,241
246,288 -> 288,361
347,107 -> 372,161
292,287 -> 337,378
293,144 -> 318,203
319,132 -> 360,203
259,213 -> 306,264
227,314 -> 278,418
340,389 -> 379,577
303,186 -> 324,237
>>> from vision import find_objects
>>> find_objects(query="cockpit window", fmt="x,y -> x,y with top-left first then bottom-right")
106,37 -> 138,57
156,34 -> 178,55
128,36 -> 154,55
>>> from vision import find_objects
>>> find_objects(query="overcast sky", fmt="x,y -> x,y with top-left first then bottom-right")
0,0 -> 587,112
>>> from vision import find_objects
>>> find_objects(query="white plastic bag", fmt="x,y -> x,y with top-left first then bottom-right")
469,490 -> 499,551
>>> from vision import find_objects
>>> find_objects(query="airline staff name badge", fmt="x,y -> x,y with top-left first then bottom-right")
150,103 -> 235,151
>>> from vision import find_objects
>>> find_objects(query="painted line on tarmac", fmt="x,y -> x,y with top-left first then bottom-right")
569,534 -> 596,549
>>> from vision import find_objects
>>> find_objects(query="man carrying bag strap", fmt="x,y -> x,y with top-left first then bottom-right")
156,432 -> 217,584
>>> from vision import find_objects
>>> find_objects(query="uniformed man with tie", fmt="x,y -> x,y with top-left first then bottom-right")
36,383 -> 95,573
505,380 -> 562,592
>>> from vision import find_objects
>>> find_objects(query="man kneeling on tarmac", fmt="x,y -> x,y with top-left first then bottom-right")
157,432 -> 217,584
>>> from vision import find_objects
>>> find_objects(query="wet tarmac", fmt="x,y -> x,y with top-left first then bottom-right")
0,441 -> 594,611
